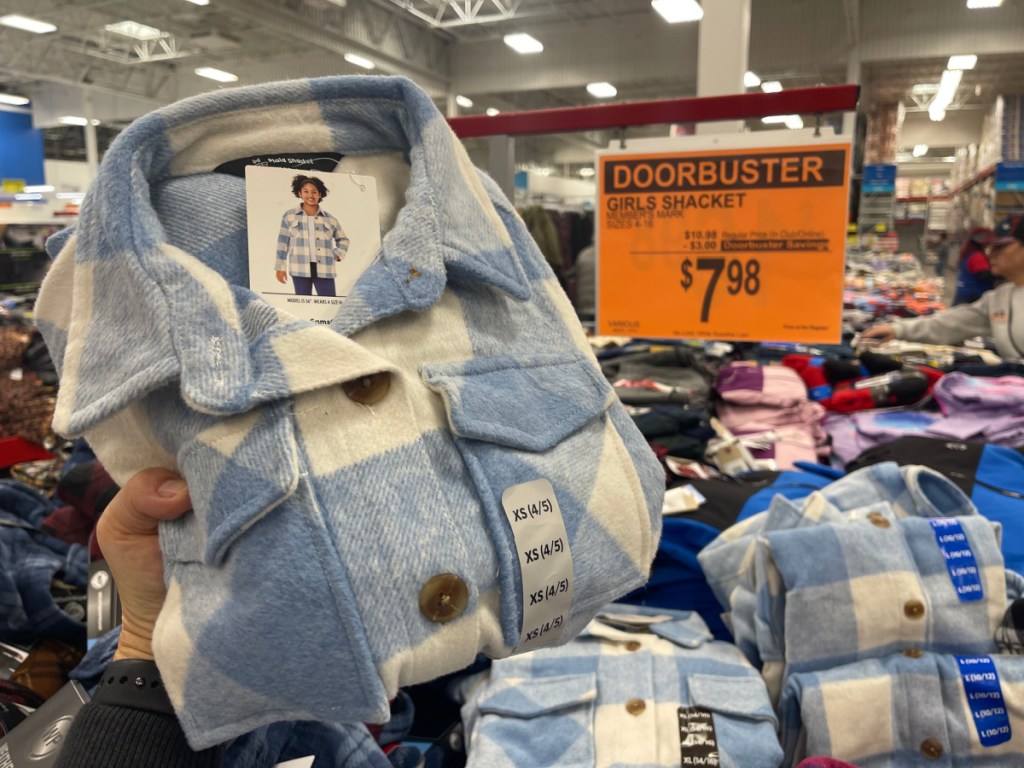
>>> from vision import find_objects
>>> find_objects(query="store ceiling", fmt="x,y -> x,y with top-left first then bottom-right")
0,0 -> 1022,164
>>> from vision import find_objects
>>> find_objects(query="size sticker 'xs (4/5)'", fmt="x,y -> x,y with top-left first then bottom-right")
956,655 -> 1012,747
679,707 -> 720,767
501,479 -> 574,652
928,518 -> 984,602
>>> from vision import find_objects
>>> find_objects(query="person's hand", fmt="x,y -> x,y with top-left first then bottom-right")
334,254 -> 342,261
860,324 -> 896,346
96,469 -> 191,662
276,270 -> 287,284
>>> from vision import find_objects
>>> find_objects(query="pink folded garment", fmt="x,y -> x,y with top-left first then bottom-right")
715,362 -> 809,408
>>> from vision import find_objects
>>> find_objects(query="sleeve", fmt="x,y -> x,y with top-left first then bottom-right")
274,212 -> 291,272
332,216 -> 350,259
893,293 -> 993,346
53,703 -> 223,768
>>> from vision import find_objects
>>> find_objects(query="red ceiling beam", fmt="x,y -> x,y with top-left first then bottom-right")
447,85 -> 860,139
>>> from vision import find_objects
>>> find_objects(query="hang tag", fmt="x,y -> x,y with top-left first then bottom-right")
678,707 -> 719,766
245,166 -> 381,324
501,479 -> 574,652
928,518 -> 984,602
957,655 -> 1012,747
662,484 -> 707,515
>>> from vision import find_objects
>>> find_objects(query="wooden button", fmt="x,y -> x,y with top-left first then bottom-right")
342,372 -> 391,405
904,599 -> 926,619
625,641 -> 642,652
626,698 -> 646,716
920,738 -> 943,760
867,512 -> 891,528
418,573 -> 468,623
902,648 -> 924,659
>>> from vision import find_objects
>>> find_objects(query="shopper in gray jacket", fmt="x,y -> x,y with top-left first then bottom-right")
862,214 -> 1024,360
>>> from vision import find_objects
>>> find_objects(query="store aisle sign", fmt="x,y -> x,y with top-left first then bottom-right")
862,164 -> 897,193
597,134 -> 850,343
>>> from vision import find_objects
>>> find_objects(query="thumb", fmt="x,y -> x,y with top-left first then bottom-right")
101,468 -> 192,539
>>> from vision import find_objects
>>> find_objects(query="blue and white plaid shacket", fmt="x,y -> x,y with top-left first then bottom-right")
461,603 -> 783,768
779,652 -> 1024,766
274,206 -> 349,278
34,76 -> 665,749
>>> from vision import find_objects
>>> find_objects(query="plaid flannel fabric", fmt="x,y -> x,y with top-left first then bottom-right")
274,206 -> 349,278
698,463 -> 985,665
755,510 -> 1020,701
780,652 -> 1024,766
35,76 -> 664,749
462,604 -> 783,768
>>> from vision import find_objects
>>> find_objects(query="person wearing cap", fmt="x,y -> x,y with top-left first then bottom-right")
953,226 -> 995,305
862,214 -> 1024,359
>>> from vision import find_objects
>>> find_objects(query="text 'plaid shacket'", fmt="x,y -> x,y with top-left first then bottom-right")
34,76 -> 665,750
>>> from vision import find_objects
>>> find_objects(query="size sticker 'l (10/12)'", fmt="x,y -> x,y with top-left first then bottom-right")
928,518 -> 984,602
956,655 -> 1012,747
501,478 -> 574,652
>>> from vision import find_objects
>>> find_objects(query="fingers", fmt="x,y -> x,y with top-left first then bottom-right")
100,468 -> 192,539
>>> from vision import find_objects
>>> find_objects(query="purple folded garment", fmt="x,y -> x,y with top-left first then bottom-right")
934,372 -> 1024,413
716,362 -> 808,408
852,409 -> 943,439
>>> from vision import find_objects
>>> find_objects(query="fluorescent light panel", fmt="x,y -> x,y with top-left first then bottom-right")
785,115 -> 803,129
762,115 -> 802,129
744,71 -> 761,88
56,192 -> 85,199
105,20 -> 163,40
761,115 -> 788,124
195,66 -> 238,82
58,116 -> 88,126
948,54 -> 977,70
0,14 -> 56,34
587,81 -> 617,98
0,93 -> 30,106
23,185 -> 54,193
185,0 -> 210,5
967,0 -> 1003,8
486,107 -> 500,116
578,167 -> 596,178
343,53 -> 374,70
913,144 -> 929,157
651,0 -> 704,23
456,95 -> 473,108
14,193 -> 43,201
932,68 -> 963,111
503,33 -> 543,54
761,81 -> 783,93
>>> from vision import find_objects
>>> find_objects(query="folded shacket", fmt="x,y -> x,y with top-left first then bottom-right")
34,76 -> 665,748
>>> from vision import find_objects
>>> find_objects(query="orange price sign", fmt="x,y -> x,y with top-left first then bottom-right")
597,139 -> 850,343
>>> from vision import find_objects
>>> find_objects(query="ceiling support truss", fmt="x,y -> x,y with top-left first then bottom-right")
387,0 -> 521,28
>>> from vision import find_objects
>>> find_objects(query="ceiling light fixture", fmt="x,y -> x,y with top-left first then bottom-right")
929,68 -> 963,119
23,185 -> 54,193
104,20 -> 163,40
913,144 -> 929,157
503,33 -> 543,54
761,81 -> 783,93
912,83 -> 938,95
966,0 -> 1003,8
0,14 -> 57,34
587,81 -> 617,98
578,167 -> 596,178
56,192 -> 86,200
784,115 -> 804,130
14,193 -> 43,201
456,95 -> 473,108
0,93 -> 30,106
948,54 -> 978,70
58,116 -> 91,126
486,107 -> 500,116
343,53 -> 375,70
744,71 -> 761,88
930,107 -> 947,122
761,115 -> 788,124
195,66 -> 238,82
651,0 -> 704,23
185,0 -> 210,5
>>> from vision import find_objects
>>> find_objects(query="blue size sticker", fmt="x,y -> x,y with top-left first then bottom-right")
928,518 -> 984,602
957,655 -> 1012,747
